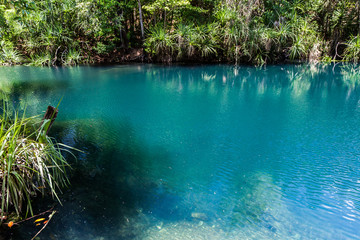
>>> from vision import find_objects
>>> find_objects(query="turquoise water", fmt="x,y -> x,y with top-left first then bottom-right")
1,64 -> 360,239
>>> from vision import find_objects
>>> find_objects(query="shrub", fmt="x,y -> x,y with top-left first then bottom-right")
144,24 -> 175,62
343,35 -> 360,62
0,100 -> 70,219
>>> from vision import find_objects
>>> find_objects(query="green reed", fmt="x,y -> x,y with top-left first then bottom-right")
0,99 -> 70,220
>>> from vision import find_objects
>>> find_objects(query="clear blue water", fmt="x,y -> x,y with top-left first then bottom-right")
1,64 -> 360,239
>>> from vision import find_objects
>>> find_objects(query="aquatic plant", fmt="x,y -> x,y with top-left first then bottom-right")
0,99 -> 70,219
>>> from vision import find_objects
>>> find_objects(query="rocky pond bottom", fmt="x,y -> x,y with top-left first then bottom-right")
1,64 -> 359,239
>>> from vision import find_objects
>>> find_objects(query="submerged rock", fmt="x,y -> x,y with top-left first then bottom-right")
191,212 -> 208,221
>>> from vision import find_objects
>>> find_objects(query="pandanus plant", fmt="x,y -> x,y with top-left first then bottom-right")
0,99 -> 71,221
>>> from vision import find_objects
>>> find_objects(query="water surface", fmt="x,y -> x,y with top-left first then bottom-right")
1,64 -> 360,239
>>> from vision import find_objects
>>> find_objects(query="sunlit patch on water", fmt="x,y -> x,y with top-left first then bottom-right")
118,172 -> 344,240
141,172 -> 293,240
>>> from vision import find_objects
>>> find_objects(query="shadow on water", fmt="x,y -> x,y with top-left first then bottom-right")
6,121 -> 286,239
9,118 -> 180,240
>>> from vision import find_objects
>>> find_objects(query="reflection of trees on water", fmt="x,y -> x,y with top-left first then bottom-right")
1,64 -> 360,108
0,68 -> 71,114
0,66 -> 100,110
340,64 -> 360,89
144,64 -> 360,101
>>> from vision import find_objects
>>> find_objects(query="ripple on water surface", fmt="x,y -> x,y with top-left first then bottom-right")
2,64 -> 360,239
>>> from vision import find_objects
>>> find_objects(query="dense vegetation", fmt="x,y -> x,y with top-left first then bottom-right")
0,98 -> 70,222
0,0 -> 360,65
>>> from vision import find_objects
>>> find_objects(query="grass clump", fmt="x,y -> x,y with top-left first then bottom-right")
0,100 -> 70,221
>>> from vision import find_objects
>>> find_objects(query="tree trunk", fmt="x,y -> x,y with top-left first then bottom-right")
40,106 -> 58,135
119,10 -> 124,46
132,8 -> 136,33
358,0 -> 360,35
138,0 -> 144,39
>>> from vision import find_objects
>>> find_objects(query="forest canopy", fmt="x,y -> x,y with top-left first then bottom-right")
0,0 -> 360,65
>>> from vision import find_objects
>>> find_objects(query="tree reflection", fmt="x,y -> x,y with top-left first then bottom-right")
141,64 -> 360,104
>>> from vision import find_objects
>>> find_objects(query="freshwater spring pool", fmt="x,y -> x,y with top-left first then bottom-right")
1,64 -> 360,239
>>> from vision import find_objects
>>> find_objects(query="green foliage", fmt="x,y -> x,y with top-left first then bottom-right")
0,0 -> 125,65
94,42 -> 107,55
144,22 -> 220,62
144,0 -> 191,14
0,41 -> 22,65
28,53 -> 52,67
144,24 -> 175,62
1,0 -> 360,65
63,48 -> 82,66
143,0 -> 207,25
0,100 -> 71,219
343,35 -> 360,62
